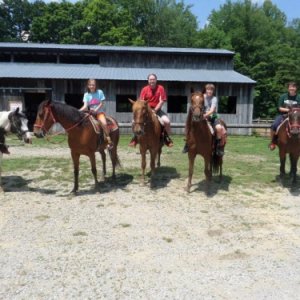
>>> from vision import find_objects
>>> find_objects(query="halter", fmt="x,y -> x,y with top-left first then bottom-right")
190,103 -> 205,121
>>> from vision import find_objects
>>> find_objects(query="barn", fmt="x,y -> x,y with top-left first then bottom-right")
0,42 -> 255,134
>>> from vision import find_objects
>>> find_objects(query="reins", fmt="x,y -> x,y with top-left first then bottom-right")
34,104 -> 90,143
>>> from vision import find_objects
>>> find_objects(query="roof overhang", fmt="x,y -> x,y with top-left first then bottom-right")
0,63 -> 256,84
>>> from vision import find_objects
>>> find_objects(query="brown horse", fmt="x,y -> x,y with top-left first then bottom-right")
33,100 -> 120,193
129,99 -> 163,185
277,107 -> 300,184
185,92 -> 224,192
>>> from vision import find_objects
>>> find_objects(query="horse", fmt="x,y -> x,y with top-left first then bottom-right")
277,107 -> 300,184
0,108 -> 32,191
33,100 -> 120,194
129,98 -> 163,185
185,92 -> 225,192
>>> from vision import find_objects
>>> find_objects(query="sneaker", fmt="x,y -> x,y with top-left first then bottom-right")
107,142 -> 114,150
128,140 -> 137,147
166,141 -> 173,147
269,143 -> 276,151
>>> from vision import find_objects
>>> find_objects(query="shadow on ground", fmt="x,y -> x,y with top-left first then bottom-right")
1,175 -> 57,194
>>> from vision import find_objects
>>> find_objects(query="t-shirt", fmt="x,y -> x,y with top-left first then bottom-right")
140,85 -> 167,109
83,89 -> 105,113
204,95 -> 218,113
278,93 -> 300,111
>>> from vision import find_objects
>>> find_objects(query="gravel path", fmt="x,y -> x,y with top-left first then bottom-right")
1,146 -> 300,299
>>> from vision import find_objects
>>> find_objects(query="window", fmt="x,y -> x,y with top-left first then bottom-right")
218,96 -> 237,114
116,94 -> 136,112
167,96 -> 188,113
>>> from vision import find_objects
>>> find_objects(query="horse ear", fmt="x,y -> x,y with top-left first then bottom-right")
15,107 -> 20,113
128,98 -> 135,104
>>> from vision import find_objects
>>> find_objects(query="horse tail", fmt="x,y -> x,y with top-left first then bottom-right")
212,152 -> 221,175
108,148 -> 121,168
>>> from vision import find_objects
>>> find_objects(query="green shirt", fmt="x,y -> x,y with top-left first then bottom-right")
278,93 -> 300,109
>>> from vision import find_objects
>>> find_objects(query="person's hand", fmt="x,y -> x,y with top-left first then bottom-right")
89,110 -> 97,117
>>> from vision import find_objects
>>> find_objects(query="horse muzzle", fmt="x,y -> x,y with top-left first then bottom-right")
22,131 -> 33,144
290,127 -> 300,136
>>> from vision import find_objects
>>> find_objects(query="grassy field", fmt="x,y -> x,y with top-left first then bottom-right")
3,133 -> 297,190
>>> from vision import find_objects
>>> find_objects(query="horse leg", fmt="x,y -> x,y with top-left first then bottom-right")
204,157 -> 212,182
99,149 -> 106,181
89,153 -> 99,190
0,153 -> 3,193
157,146 -> 162,167
289,154 -> 298,184
71,151 -> 80,194
140,150 -> 147,185
109,148 -> 117,180
186,153 -> 196,193
279,149 -> 286,178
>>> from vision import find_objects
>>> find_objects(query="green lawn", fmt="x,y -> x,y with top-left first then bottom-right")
3,134 -> 295,189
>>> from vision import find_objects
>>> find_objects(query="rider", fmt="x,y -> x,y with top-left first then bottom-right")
182,83 -> 226,156
128,73 -> 173,147
79,79 -> 113,149
269,81 -> 300,150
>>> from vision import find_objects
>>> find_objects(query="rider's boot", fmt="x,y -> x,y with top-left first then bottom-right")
103,126 -> 113,150
182,140 -> 189,153
268,130 -> 277,151
164,131 -> 173,147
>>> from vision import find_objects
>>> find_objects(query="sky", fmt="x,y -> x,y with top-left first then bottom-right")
182,0 -> 300,28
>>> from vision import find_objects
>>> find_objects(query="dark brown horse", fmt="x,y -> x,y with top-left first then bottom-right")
33,100 -> 120,193
129,99 -> 163,185
185,92 -> 224,192
277,107 -> 300,184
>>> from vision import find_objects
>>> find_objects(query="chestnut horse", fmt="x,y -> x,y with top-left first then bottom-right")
34,100 -> 120,193
277,107 -> 300,184
129,99 -> 163,185
185,92 -> 224,192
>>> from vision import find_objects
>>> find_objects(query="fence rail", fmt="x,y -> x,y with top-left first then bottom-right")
118,123 -> 272,129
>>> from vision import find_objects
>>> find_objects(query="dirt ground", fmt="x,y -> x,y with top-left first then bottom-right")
1,145 -> 300,299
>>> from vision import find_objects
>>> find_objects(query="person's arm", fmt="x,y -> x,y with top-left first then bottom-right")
79,94 -> 89,111
154,86 -> 167,112
204,97 -> 217,118
278,94 -> 290,113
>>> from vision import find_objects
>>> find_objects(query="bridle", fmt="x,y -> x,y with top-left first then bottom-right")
286,108 -> 300,137
34,104 -> 89,136
190,102 -> 205,121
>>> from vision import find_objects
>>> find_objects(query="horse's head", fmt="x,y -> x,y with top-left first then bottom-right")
288,107 -> 300,136
9,108 -> 32,143
33,100 -> 55,138
129,98 -> 150,136
190,92 -> 205,122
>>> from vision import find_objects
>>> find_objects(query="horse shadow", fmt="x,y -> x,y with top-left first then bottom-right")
191,175 -> 232,197
69,173 -> 134,196
275,174 -> 300,196
147,166 -> 180,190
1,175 -> 57,194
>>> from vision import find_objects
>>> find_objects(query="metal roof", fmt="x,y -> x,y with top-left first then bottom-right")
0,42 -> 234,56
0,63 -> 255,84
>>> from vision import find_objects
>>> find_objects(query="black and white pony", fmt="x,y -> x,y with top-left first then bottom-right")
0,108 -> 32,191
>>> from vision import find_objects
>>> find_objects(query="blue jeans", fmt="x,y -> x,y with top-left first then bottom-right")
271,115 -> 285,131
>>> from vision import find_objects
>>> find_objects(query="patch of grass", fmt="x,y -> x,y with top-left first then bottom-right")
3,134 -> 293,189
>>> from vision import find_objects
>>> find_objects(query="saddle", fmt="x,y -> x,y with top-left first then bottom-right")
88,115 -> 119,134
276,118 -> 288,135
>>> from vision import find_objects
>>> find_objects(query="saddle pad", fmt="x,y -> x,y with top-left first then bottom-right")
106,116 -> 119,132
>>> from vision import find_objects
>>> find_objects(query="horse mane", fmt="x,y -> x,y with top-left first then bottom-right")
50,101 -> 86,124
